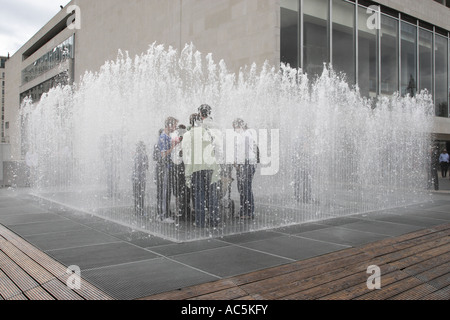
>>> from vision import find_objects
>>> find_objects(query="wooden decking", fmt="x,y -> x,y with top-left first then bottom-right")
142,223 -> 450,300
0,224 -> 112,300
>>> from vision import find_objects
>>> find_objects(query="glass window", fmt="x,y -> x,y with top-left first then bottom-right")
418,28 -> 433,94
358,5 -> 378,97
281,0 -> 299,69
303,0 -> 329,78
435,34 -> 448,117
19,73 -> 69,103
332,0 -> 355,85
21,35 -> 74,85
401,22 -> 417,97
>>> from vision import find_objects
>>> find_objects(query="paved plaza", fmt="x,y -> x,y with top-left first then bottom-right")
0,177 -> 449,300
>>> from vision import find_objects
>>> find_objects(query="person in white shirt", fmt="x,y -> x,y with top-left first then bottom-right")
183,106 -> 221,228
233,118 -> 257,220
439,149 -> 449,178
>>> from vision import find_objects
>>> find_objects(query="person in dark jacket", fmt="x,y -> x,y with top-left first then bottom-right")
157,117 -> 179,223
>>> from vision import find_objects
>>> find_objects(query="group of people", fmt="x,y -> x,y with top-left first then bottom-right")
132,104 -> 258,228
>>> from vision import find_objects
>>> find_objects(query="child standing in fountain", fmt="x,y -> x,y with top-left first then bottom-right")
157,117 -> 179,223
233,118 -> 258,220
132,141 -> 149,216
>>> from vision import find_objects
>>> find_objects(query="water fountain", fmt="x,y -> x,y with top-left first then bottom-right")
20,43 -> 435,242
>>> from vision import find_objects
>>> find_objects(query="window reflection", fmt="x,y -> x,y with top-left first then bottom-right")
22,36 -> 74,85
435,35 -> 448,118
419,29 -> 433,94
332,0 -> 355,85
20,73 -> 69,103
401,22 -> 417,97
380,14 -> 398,95
358,5 -> 378,97
281,0 -> 299,69
303,0 -> 329,78
280,0 -> 450,117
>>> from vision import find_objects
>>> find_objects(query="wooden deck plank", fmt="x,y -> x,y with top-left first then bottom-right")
389,245 -> 450,271
188,287 -> 249,300
318,270 -> 412,300
420,286 -> 450,300
249,263 -> 377,300
0,225 -> 67,278
389,283 -> 440,300
424,273 -> 450,291
355,277 -> 424,300
24,286 -> 56,300
274,264 -> 401,300
0,224 -> 113,300
367,236 -> 450,269
239,253 -> 372,297
56,272 -> 113,301
0,238 -> 56,284
0,269 -> 22,300
404,260 -> 450,280
8,293 -> 28,300
140,279 -> 237,300
73,279 -> 113,300
235,295 -> 256,300
279,264 -> 399,300
231,247 -> 365,286
0,250 -> 39,293
42,279 -> 84,300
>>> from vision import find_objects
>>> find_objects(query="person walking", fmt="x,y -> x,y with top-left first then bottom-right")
132,141 -> 149,216
439,149 -> 449,178
182,106 -> 221,228
233,118 -> 257,220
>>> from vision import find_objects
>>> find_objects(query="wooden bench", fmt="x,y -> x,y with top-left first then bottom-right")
0,224 -> 113,300
141,223 -> 450,300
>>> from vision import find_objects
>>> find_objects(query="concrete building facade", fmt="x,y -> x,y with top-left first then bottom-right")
3,0 -> 450,164
1,56 -> 6,143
